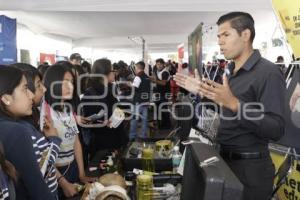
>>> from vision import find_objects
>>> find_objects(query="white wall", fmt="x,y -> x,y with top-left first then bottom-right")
17,24 -> 72,66
72,47 -> 142,65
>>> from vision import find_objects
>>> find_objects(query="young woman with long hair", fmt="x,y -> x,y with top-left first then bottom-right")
43,63 -> 95,199
0,66 -> 56,199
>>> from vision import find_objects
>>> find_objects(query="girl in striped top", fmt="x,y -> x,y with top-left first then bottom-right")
12,63 -> 62,197
43,62 -> 95,199
0,146 -> 16,200
0,66 -> 56,199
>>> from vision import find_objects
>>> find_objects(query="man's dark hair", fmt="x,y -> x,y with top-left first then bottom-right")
136,61 -> 145,70
156,58 -> 165,64
81,61 -> 91,73
117,60 -> 128,69
69,53 -> 82,61
277,56 -> 284,62
217,12 -> 255,42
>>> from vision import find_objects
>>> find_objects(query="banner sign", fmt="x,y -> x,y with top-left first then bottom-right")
272,0 -> 300,59
0,15 -> 17,65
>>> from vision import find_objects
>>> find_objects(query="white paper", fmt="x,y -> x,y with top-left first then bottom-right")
109,107 -> 125,128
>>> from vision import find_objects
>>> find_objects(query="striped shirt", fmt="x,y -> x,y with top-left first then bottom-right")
0,118 -> 56,199
20,121 -> 62,195
0,170 -> 10,200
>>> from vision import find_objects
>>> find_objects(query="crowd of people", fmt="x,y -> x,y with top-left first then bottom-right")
0,50 -> 184,199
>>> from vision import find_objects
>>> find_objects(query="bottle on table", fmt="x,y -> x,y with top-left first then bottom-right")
136,174 -> 153,200
172,146 -> 182,173
142,147 -> 155,173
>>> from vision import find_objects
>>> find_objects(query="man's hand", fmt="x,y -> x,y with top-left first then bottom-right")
199,75 -> 240,112
149,76 -> 157,83
174,69 -> 202,94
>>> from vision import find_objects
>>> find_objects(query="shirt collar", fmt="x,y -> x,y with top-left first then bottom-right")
227,49 -> 261,75
240,49 -> 261,71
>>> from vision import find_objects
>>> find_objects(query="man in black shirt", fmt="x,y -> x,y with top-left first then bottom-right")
150,58 -> 171,129
129,61 -> 151,140
175,12 -> 285,200
69,53 -> 83,65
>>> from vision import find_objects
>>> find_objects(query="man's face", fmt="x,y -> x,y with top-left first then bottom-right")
134,65 -> 139,74
156,62 -> 164,71
217,21 -> 245,60
71,59 -> 81,65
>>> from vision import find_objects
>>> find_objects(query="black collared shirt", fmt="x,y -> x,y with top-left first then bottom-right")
217,50 -> 285,152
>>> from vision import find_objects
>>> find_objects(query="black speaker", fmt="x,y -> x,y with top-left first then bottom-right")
181,143 -> 243,200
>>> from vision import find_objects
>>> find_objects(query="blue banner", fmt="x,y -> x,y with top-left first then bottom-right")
0,15 -> 17,65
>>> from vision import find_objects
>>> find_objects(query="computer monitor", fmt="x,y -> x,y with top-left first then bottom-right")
181,143 -> 243,200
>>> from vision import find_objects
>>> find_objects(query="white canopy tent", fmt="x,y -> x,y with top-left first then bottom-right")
0,0 -> 291,64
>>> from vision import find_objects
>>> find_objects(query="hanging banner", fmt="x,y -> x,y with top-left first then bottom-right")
55,50 -> 68,62
20,49 -> 30,64
0,15 -> 17,65
55,55 -> 68,62
40,53 -> 55,65
177,43 -> 184,72
272,0 -> 300,59
178,43 -> 184,59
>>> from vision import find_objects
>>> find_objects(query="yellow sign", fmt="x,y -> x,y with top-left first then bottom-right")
271,150 -> 300,200
272,0 -> 300,59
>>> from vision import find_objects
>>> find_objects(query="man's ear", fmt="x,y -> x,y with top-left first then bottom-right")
242,29 -> 251,43
1,95 -> 12,106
